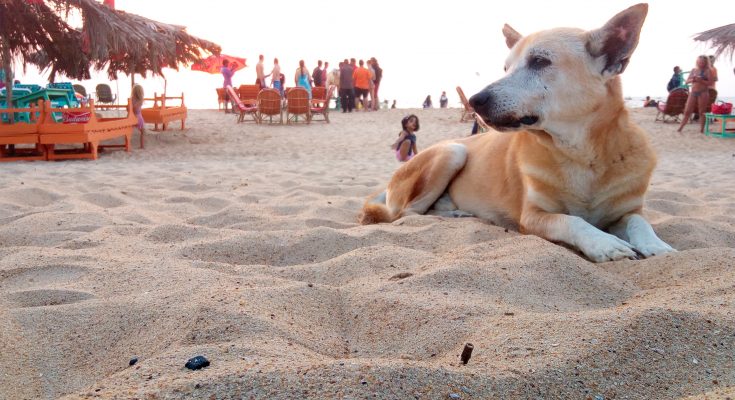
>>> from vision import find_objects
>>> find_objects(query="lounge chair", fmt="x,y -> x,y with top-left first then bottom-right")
456,86 -> 475,122
216,88 -> 226,110
655,88 -> 688,123
0,102 -> 45,162
225,86 -> 259,123
285,87 -> 311,124
95,83 -> 117,105
238,85 -> 260,107
310,85 -> 335,123
473,112 -> 491,133
312,87 -> 327,103
257,89 -> 283,124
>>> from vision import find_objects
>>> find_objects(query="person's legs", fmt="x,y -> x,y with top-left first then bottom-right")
698,92 -> 710,133
348,89 -> 355,112
339,88 -> 348,112
373,82 -> 380,111
677,93 -> 697,132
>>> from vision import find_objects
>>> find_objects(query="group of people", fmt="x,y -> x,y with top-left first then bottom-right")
422,91 -> 449,109
221,55 -> 384,114
664,55 -> 721,133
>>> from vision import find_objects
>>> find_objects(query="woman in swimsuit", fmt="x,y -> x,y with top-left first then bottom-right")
391,114 -> 420,162
678,55 -> 712,133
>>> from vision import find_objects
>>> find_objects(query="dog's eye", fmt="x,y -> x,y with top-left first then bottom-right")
529,56 -> 551,70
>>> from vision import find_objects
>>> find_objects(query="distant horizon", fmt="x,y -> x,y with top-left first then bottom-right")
12,0 -> 735,109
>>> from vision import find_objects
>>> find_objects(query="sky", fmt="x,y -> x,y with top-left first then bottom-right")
16,0 -> 735,109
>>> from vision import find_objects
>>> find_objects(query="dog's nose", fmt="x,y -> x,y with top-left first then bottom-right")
469,90 -> 492,116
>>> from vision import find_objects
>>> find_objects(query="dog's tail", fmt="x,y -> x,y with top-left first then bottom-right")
358,190 -> 395,225
358,202 -> 394,225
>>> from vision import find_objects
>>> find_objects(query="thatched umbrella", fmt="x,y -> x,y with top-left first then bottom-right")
693,23 -> 735,60
0,0 -> 220,116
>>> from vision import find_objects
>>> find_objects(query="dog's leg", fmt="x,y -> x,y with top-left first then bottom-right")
426,192 -> 475,218
389,143 -> 468,217
521,208 -> 638,262
608,213 -> 675,258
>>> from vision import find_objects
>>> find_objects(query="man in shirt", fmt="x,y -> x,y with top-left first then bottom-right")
339,59 -> 355,112
312,60 -> 324,88
353,59 -> 371,111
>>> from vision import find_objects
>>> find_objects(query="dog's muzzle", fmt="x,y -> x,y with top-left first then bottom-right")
469,90 -> 539,130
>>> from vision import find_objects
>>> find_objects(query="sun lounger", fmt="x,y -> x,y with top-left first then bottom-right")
238,85 -> 260,107
0,102 -> 45,162
39,99 -> 136,161
226,86 -> 259,123
457,86 -> 476,123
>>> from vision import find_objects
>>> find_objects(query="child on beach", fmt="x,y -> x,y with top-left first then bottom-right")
391,114 -> 419,162
131,84 -> 146,148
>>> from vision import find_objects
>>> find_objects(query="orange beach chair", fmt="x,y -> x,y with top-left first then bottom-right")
226,86 -> 259,123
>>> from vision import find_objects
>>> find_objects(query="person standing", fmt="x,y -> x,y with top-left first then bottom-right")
221,59 -> 236,113
312,60 -> 324,88
677,55 -> 713,133
321,62 -> 329,88
295,60 -> 313,98
371,57 -> 382,111
270,58 -> 283,97
339,59 -> 355,112
708,55 -> 718,92
256,54 -> 269,89
353,59 -> 371,111
439,91 -> 448,108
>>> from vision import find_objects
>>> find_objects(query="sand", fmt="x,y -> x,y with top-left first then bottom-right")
0,107 -> 733,399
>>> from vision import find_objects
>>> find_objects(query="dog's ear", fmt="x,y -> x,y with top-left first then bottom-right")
587,3 -> 647,77
503,24 -> 523,49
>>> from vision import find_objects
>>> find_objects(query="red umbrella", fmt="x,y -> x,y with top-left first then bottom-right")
191,54 -> 246,74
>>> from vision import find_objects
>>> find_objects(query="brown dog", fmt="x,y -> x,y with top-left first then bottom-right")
359,4 -> 675,262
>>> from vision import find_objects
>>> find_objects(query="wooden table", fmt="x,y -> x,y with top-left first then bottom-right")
704,113 -> 735,138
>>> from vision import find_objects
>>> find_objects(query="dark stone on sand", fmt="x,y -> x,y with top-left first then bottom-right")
129,357 -> 138,366
185,356 -> 210,370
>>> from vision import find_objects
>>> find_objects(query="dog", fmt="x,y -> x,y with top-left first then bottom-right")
358,3 -> 675,262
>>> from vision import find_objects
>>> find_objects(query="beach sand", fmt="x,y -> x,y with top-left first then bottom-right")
0,107 -> 733,399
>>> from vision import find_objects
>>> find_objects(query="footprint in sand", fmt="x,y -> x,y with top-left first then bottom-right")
6,289 -> 94,308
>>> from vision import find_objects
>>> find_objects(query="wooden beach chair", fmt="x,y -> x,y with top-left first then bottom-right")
238,85 -> 260,106
310,85 -> 335,123
216,88 -> 226,110
257,89 -> 283,124
141,92 -> 188,132
225,86 -> 259,123
473,112 -> 491,133
285,87 -> 311,124
0,102 -> 46,162
311,87 -> 327,104
39,99 -> 136,161
457,86 -> 475,123
654,88 -> 688,123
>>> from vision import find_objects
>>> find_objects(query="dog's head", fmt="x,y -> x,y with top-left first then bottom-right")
470,4 -> 647,134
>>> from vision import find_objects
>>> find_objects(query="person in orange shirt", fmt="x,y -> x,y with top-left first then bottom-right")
353,59 -> 372,111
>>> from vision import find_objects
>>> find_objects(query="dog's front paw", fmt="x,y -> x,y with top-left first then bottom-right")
632,238 -> 676,258
578,233 -> 637,262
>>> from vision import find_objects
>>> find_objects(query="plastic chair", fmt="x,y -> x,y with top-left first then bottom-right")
95,83 -> 117,105
73,84 -> 87,98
